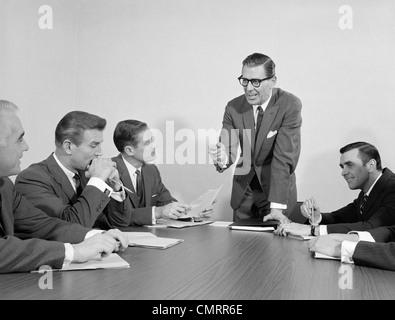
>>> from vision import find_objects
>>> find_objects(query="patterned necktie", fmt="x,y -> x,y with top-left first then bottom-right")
74,174 -> 83,196
360,194 -> 368,214
135,169 -> 142,198
255,106 -> 264,139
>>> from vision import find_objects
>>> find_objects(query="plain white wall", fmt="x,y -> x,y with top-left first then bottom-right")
1,0 -> 395,221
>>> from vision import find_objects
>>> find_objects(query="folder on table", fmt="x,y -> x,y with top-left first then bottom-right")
229,218 -> 279,232
125,232 -> 184,249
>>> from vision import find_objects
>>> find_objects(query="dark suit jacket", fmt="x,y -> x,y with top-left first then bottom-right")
322,168 -> 395,233
352,225 -> 395,271
0,177 -> 89,273
217,88 -> 302,215
15,154 -> 131,229
112,154 -> 176,226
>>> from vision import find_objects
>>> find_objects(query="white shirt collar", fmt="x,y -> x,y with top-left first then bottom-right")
365,172 -> 382,196
52,153 -> 76,179
121,155 -> 140,176
252,90 -> 273,113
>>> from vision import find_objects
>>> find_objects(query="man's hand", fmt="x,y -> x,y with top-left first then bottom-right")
263,208 -> 291,224
300,197 -> 321,223
71,230 -> 127,263
274,222 -> 310,237
155,202 -> 192,220
307,235 -> 343,258
208,142 -> 227,167
86,158 -> 118,182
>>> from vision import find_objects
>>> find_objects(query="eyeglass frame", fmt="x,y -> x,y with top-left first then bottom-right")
237,75 -> 275,88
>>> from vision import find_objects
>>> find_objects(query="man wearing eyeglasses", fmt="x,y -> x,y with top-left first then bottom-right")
209,53 -> 302,223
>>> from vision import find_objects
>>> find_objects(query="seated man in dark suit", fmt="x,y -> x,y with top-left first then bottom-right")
307,226 -> 395,271
0,100 -> 127,273
275,142 -> 395,236
15,111 -> 131,229
112,119 -> 192,226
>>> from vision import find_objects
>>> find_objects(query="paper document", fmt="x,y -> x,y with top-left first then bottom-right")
31,253 -> 130,272
314,252 -> 341,260
209,221 -> 233,227
146,218 -> 213,229
125,231 -> 184,249
229,226 -> 275,232
287,234 -> 316,241
178,184 -> 223,221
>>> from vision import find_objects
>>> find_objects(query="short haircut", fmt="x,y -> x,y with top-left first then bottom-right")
0,100 -> 19,148
242,53 -> 276,78
113,120 -> 148,152
55,111 -> 106,147
340,141 -> 382,170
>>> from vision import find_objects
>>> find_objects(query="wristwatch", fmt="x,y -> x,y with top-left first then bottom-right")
310,225 -> 316,236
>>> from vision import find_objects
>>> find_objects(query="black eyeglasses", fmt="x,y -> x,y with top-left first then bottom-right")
238,75 -> 274,88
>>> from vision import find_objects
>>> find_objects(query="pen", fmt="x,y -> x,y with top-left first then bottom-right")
108,178 -> 135,195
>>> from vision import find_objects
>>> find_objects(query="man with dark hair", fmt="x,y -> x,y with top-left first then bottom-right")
0,100 -> 127,273
276,141 -> 395,236
209,52 -> 302,223
112,119 -> 192,226
15,111 -> 131,229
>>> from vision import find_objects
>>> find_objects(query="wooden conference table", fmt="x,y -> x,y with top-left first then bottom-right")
1,223 -> 395,300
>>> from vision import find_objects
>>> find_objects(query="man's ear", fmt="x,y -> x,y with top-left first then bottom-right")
124,145 -> 134,156
367,159 -> 377,173
63,139 -> 73,155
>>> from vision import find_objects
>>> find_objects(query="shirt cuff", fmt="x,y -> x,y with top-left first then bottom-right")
152,207 -> 156,224
87,177 -> 113,196
270,202 -> 287,210
319,225 -> 328,235
341,241 -> 358,264
110,189 -> 126,202
62,243 -> 74,267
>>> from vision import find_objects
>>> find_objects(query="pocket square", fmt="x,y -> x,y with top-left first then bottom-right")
151,194 -> 158,198
267,130 -> 278,138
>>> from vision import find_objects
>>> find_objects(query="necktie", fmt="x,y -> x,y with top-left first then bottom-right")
255,106 -> 264,139
135,169 -> 142,198
360,194 -> 368,214
74,174 -> 83,196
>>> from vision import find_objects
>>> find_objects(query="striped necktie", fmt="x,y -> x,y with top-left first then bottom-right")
359,194 -> 368,214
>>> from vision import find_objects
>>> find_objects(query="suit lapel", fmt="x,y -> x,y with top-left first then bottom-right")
254,88 -> 280,157
0,193 -> 5,237
362,168 -> 390,215
115,154 -> 141,208
46,154 -> 76,202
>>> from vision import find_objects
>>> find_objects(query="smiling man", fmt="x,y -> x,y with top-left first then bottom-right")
276,142 -> 395,237
209,52 -> 302,223
15,111 -> 131,229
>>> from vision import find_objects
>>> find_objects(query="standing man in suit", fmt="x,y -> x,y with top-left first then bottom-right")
112,120 -> 191,226
209,52 -> 302,223
15,111 -> 131,229
307,226 -> 395,271
0,100 -> 127,273
276,142 -> 395,236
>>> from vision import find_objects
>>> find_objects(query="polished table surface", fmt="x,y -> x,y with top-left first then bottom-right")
1,224 -> 395,300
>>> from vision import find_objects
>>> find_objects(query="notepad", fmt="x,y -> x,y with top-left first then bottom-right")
125,232 -> 184,249
314,252 -> 341,260
145,219 -> 213,229
31,253 -> 130,272
287,234 -> 316,241
229,226 -> 275,232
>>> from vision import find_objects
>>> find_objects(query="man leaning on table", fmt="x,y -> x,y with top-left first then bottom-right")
307,226 -> 395,272
15,110 -> 131,229
0,100 -> 128,273
276,141 -> 395,237
112,119 -> 195,226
